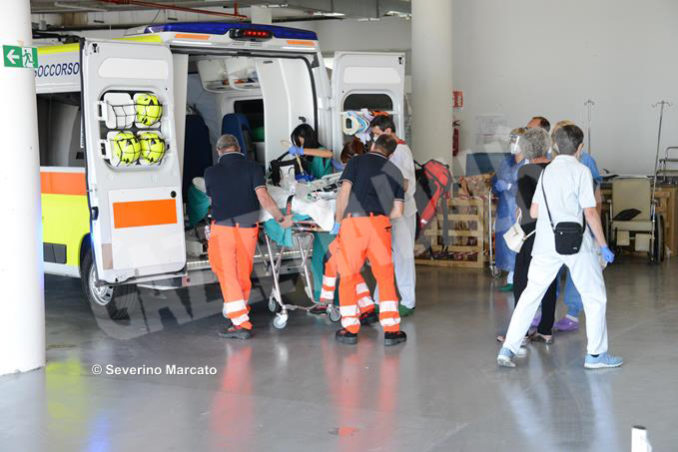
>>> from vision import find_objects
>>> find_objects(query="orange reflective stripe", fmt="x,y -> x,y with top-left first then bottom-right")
286,40 -> 315,47
40,172 -> 86,196
113,199 -> 177,229
175,33 -> 210,40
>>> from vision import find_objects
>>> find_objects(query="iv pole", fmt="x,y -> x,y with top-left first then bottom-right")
584,99 -> 595,155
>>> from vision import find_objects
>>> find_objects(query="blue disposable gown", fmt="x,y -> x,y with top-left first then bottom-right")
492,155 -> 525,272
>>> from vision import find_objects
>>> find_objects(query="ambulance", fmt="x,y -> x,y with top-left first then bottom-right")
35,22 -> 405,320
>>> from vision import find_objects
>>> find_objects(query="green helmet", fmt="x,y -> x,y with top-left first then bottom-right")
138,132 -> 166,165
135,93 -> 163,127
111,131 -> 141,166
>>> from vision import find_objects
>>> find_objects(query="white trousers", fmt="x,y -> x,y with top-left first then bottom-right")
503,250 -> 608,356
376,213 -> 417,308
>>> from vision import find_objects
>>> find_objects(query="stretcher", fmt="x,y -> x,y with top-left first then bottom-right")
261,220 -> 341,329
259,177 -> 341,329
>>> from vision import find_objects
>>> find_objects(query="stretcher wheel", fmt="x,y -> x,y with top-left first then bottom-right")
273,313 -> 288,329
327,304 -> 341,323
268,297 -> 279,313
490,266 -> 502,279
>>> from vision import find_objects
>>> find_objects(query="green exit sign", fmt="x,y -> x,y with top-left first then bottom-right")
3,45 -> 38,69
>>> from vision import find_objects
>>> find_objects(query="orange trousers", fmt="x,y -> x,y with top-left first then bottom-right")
335,215 -> 400,333
208,224 -> 259,330
321,239 -> 375,313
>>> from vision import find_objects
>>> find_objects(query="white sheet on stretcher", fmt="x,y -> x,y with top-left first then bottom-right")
259,184 -> 337,232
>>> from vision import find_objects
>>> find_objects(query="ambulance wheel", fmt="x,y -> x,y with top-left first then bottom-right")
273,313 -> 288,329
327,304 -> 341,323
81,250 -> 139,321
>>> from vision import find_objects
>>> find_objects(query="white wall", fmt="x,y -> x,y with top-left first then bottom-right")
304,1 -> 678,175
453,0 -> 678,175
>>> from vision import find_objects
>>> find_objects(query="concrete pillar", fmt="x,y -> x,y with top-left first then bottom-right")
0,0 -> 45,375
411,0 -> 454,165
250,6 -> 272,25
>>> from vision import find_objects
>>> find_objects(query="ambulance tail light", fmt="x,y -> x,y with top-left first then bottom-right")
229,29 -> 272,42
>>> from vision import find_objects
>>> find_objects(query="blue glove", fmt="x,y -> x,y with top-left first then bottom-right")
496,180 -> 511,192
330,222 -> 340,236
601,246 -> 615,264
287,145 -> 304,156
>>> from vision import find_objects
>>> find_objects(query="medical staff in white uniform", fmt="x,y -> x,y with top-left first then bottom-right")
370,115 -> 417,316
497,124 -> 623,369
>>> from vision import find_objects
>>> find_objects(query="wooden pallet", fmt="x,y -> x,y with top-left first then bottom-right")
416,197 -> 486,268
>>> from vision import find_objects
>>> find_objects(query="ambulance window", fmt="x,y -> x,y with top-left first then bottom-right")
36,93 -> 83,167
234,99 -> 264,141
343,94 -> 393,111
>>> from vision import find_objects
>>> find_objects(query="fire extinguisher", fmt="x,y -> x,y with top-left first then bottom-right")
453,120 -> 461,157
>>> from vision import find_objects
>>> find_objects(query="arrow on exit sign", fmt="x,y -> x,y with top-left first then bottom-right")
3,45 -> 38,69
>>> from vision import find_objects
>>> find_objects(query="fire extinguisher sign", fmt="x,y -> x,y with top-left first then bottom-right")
453,90 -> 464,111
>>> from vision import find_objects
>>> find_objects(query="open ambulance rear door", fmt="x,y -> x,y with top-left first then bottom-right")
81,39 -> 186,285
330,52 -> 405,151
255,54 -> 318,168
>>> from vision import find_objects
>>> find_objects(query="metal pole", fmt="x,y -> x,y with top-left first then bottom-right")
650,100 -> 672,262
0,0 -> 46,375
584,99 -> 595,155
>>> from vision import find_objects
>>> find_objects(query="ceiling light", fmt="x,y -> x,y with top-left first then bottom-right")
262,3 -> 288,7
385,10 -> 412,19
312,11 -> 346,17
357,17 -> 381,22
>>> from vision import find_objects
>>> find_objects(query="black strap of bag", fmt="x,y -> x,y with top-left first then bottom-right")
540,169 -> 586,255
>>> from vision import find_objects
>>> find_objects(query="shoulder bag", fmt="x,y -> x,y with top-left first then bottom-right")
503,210 -> 536,253
541,171 -> 586,255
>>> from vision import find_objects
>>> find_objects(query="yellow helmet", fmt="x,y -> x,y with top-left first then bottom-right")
135,93 -> 163,127
138,132 -> 166,165
111,131 -> 141,166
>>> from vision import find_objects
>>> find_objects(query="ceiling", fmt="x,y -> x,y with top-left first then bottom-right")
30,0 -> 412,21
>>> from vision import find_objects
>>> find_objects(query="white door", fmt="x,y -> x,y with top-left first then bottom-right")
81,39 -> 186,284
255,56 -> 317,168
331,52 -> 405,151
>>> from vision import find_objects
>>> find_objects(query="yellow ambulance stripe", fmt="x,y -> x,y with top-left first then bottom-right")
115,35 -> 163,44
42,194 -> 90,267
37,35 -> 163,56
38,43 -> 79,55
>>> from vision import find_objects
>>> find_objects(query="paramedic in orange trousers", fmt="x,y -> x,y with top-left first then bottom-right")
332,134 -> 408,346
205,134 -> 293,339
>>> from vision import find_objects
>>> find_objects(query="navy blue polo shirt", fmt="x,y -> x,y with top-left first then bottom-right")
340,152 -> 405,216
204,152 -> 266,226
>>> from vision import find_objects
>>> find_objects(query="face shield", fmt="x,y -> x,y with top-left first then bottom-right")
509,135 -> 521,155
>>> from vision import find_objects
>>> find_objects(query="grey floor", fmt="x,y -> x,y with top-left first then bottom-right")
1,258 -> 677,452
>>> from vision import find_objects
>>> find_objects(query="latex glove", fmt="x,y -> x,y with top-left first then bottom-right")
601,245 -> 615,264
287,145 -> 304,156
330,222 -> 340,236
496,180 -> 511,192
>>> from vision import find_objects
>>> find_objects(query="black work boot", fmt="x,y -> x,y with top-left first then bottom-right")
384,330 -> 407,346
335,328 -> 358,345
359,309 -> 378,326
218,325 -> 253,340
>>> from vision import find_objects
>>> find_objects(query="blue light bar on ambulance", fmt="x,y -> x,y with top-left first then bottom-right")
144,22 -> 317,41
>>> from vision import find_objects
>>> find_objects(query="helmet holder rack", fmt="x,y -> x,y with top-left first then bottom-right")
96,91 -> 168,170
